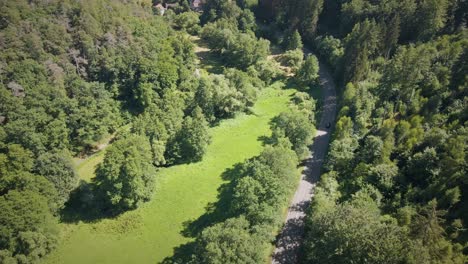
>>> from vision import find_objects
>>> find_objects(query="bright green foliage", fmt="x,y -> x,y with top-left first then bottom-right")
202,0 -> 243,22
296,55 -> 320,88
289,92 -> 316,122
304,198 -> 417,264
166,107 -> 211,163
333,116 -> 353,140
410,200 -> 466,263
279,49 -> 304,72
326,137 -> 358,173
201,19 -> 270,69
231,140 -> 299,225
178,87 -> 308,264
173,12 -> 201,35
224,68 -> 258,108
224,34 -> 270,68
45,88 -> 295,264
271,110 -> 316,159
291,0 -> 468,261
0,144 -> 34,176
415,0 -> 449,40
309,171 -> 341,214
250,59 -> 283,85
343,82 -> 356,106
284,30 -> 303,50
195,74 -> 244,122
95,135 -> 155,212
196,216 -> 266,264
131,90 -> 185,163
314,35 -> 344,71
238,9 -> 257,32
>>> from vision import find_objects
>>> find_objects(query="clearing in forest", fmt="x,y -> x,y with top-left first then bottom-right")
45,86 -> 296,264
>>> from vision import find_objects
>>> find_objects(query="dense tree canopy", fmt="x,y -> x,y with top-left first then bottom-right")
195,216 -> 266,264
1,0 -> 466,262
278,0 -> 468,262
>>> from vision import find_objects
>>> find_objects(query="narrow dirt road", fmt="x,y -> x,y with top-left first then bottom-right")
271,50 -> 337,264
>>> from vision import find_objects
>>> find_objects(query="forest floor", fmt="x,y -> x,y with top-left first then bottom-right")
45,86 -> 297,264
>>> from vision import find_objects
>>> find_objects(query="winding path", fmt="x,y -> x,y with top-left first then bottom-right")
271,50 -> 337,264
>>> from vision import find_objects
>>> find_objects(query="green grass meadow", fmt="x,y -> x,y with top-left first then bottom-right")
45,87 -> 295,264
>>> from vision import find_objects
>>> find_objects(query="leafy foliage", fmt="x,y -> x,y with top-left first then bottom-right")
286,0 -> 468,262
296,55 -> 320,88
95,135 -> 155,213
195,216 -> 266,264
166,107 -> 211,163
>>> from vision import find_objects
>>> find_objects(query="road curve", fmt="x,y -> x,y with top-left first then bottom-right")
271,50 -> 337,264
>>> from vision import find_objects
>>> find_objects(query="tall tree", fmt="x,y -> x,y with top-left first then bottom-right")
95,135 -> 155,213
343,19 -> 380,83
300,0 -> 324,40
415,0 -> 449,40
166,107 -> 211,163
285,30 -> 303,50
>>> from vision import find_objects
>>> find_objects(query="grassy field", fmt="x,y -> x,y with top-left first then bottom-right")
73,151 -> 106,182
45,86 -> 296,264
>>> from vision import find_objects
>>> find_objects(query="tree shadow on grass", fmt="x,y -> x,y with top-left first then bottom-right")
258,135 -> 276,146
159,163 -> 246,263
59,180 -> 121,224
159,241 -> 199,264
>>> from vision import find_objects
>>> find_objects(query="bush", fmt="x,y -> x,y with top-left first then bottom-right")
284,30 -> 303,51
279,49 -> 304,72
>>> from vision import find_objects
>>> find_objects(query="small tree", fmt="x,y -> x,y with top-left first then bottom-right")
285,30 -> 303,50
166,107 -> 211,163
296,55 -> 320,88
271,110 -> 316,159
280,49 -> 304,72
95,135 -> 155,213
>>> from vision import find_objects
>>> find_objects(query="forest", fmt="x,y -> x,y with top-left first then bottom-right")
259,0 -> 467,263
0,0 -> 466,263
